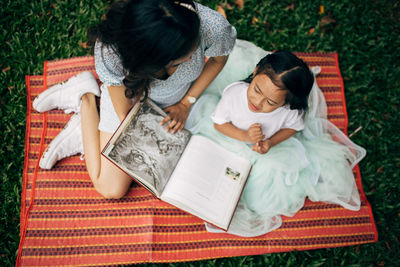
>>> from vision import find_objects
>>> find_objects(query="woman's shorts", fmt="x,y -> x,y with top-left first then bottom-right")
97,83 -> 204,134
98,84 -> 131,133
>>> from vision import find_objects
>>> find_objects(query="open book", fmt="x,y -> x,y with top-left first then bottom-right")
102,99 -> 252,230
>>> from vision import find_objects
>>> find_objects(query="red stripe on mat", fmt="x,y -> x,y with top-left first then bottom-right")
17,53 -> 377,266
334,53 -> 349,135
17,76 -> 48,267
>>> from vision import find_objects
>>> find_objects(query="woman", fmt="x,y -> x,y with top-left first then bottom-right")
33,0 -> 237,198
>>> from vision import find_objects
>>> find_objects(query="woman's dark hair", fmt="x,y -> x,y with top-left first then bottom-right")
244,51 -> 314,110
89,0 -> 200,99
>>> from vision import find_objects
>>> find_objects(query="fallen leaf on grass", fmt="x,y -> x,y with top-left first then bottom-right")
320,14 -> 337,32
308,28 -> 315,35
2,66 -> 10,72
234,0 -> 244,10
217,5 -> 227,18
377,166 -> 384,173
252,17 -> 259,25
319,5 -> 324,15
320,15 -> 336,26
286,4 -> 294,11
8,86 -> 14,91
79,42 -> 88,49
219,2 -> 233,10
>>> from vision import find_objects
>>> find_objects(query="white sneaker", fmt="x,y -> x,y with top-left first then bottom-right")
39,113 -> 84,169
33,71 -> 100,114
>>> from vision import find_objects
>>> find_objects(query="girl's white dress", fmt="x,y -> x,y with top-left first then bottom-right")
184,39 -> 366,237
211,81 -> 306,141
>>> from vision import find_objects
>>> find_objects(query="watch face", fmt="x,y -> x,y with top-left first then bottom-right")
188,96 -> 196,104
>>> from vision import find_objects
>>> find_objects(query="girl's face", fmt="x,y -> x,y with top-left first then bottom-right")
247,73 -> 286,113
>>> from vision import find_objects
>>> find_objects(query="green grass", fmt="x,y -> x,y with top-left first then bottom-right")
1,0 -> 399,266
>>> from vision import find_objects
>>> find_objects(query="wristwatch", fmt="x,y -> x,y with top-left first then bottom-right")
187,96 -> 197,104
181,95 -> 197,108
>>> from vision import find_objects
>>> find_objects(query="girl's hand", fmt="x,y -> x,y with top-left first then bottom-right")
160,103 -> 190,133
252,139 -> 273,154
245,123 -> 264,143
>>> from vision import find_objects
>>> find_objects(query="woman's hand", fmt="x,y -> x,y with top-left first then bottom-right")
252,139 -> 273,154
245,123 -> 264,143
160,102 -> 190,133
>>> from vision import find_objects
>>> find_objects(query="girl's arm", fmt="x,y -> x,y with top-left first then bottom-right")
162,55 -> 229,133
108,85 -> 135,122
253,128 -> 296,154
214,122 -> 264,143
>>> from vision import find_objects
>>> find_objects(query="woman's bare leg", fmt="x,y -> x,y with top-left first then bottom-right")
80,93 -> 132,199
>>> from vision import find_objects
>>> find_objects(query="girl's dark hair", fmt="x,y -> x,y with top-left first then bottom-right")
89,0 -> 200,99
244,51 -> 314,110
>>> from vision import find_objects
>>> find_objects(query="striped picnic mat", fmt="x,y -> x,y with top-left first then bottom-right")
17,53 -> 377,266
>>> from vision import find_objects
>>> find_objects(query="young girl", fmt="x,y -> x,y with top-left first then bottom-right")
33,0 -> 236,199
211,51 -> 312,155
193,51 -> 365,236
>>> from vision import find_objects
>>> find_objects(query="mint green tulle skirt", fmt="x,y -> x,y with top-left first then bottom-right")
184,40 -> 366,237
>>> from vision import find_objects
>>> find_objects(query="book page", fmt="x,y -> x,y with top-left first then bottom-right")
161,135 -> 251,229
103,100 -> 191,196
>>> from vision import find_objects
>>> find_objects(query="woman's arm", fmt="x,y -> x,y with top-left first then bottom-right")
214,122 -> 264,143
182,55 -> 229,103
107,85 -> 135,122
161,55 -> 229,133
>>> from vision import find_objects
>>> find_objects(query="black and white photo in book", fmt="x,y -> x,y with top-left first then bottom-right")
107,100 -> 191,194
103,99 -> 252,229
